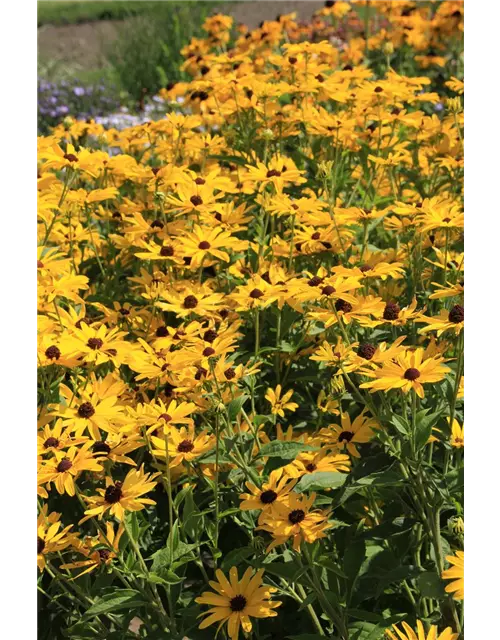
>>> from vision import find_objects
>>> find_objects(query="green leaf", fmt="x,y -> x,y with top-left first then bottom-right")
287,635 -> 328,640
415,410 -> 442,451
391,415 -> 410,435
227,395 -> 249,422
415,571 -> 447,599
208,154 -> 247,166
295,471 -> 348,492
356,466 -> 402,487
258,441 -> 317,460
344,539 -> 366,587
348,621 -> 385,640
221,546 -> 254,571
261,561 -> 308,583
347,609 -> 383,623
83,589 -> 147,619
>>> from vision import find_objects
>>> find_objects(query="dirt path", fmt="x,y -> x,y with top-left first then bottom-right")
38,2 -> 325,71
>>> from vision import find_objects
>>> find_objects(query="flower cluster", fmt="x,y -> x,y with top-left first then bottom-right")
38,3 -> 464,639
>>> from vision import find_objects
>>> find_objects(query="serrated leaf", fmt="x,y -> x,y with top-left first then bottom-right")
295,471 -> 348,492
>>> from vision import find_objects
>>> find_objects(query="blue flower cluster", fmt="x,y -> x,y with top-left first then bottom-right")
38,78 -> 122,133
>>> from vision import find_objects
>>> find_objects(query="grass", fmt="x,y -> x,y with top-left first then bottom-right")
36,0 -> 249,27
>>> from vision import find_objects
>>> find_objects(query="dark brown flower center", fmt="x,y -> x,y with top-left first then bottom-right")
260,489 -> 278,504
266,169 -> 281,178
64,153 -> 78,162
104,482 -> 123,504
224,367 -> 236,380
44,437 -> 59,449
308,275 -> 324,287
37,536 -> 45,554
335,299 -> 353,313
45,345 -> 61,360
37,260 -> 44,269
98,549 -> 111,561
288,509 -> 306,524
338,431 -> 354,443
404,368 -> 421,381
448,304 -> 464,323
119,307 -> 130,316
160,245 -> 174,257
230,595 -> 247,612
150,219 -> 164,229
321,285 -> 335,296
249,288 -> 264,299
198,241 -> 211,250
203,329 -> 218,343
195,367 -> 207,380
92,441 -> 111,455
203,347 -> 216,357
305,463 -> 317,472
156,325 -> 169,337
190,195 -> 203,206
57,458 -> 72,473
383,301 -> 400,320
357,343 -> 376,360
177,439 -> 194,453
195,177 -> 206,185
183,295 -> 199,309
78,402 -> 95,419
87,338 -> 103,350
359,264 -> 372,273
311,232 -> 321,240
160,413 -> 172,423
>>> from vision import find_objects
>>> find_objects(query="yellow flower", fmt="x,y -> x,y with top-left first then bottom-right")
449,418 -> 464,448
320,411 -> 379,457
441,550 -> 464,600
81,466 -> 160,522
257,492 -> 333,551
360,348 -> 450,399
265,384 -> 298,417
195,567 -> 281,640
151,426 -> 215,468
386,620 -> 458,640
239,469 -> 297,523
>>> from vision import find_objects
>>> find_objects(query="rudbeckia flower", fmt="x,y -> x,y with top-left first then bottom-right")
239,469 -> 297,522
195,567 -> 281,640
385,620 -> 458,640
265,384 -> 298,417
81,466 -> 160,522
441,550 -> 464,600
257,492 -> 333,551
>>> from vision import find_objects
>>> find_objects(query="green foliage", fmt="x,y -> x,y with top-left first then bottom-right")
37,1 -> 170,27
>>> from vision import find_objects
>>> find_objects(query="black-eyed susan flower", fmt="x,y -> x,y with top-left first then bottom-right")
449,418 -> 464,448
60,522 -> 124,578
385,620 -> 458,640
265,384 -> 298,418
320,410 -> 379,457
257,492 -> 333,551
151,426 -> 215,468
441,550 -> 464,600
81,466 -> 160,522
37,506 -> 76,571
38,443 -> 103,496
239,469 -> 297,523
195,567 -> 281,639
360,348 -> 450,398
283,449 -> 351,479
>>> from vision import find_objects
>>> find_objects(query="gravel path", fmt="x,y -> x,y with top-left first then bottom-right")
38,2 -> 326,71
